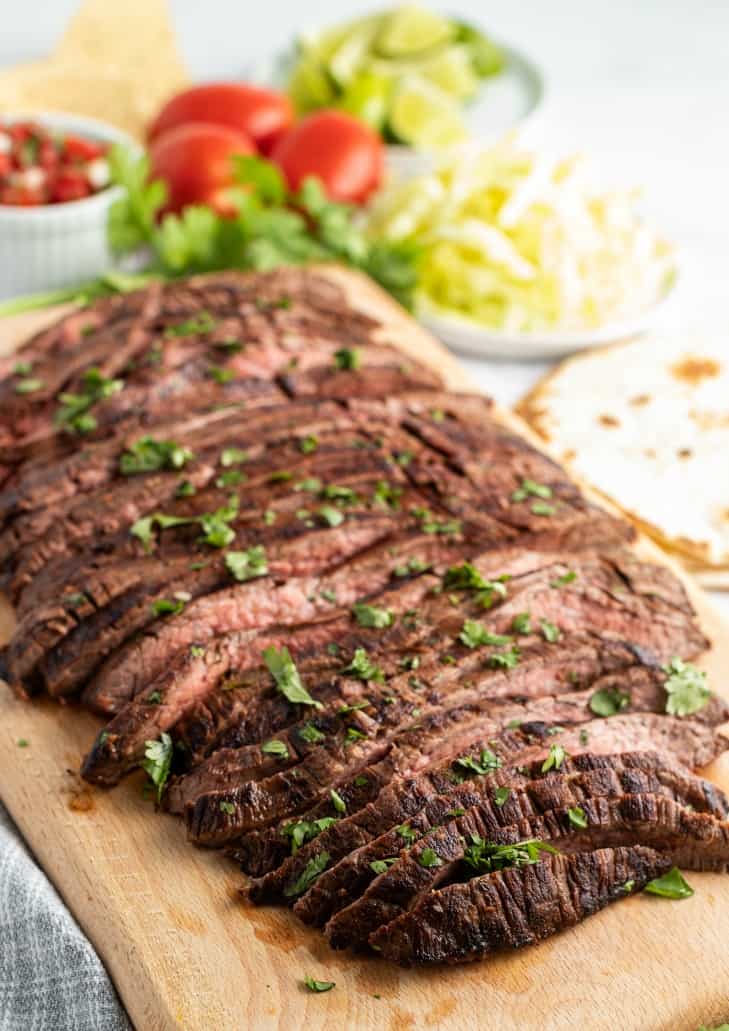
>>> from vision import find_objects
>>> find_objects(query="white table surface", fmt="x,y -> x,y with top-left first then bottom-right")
2,0 -> 728,618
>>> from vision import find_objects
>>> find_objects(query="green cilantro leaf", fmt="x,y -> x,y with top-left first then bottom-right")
458,620 -> 512,649
643,866 -> 694,899
352,602 -> 394,629
662,658 -> 711,716
284,852 -> 330,897
225,545 -> 268,582
120,437 -> 193,475
567,806 -> 588,829
264,646 -> 321,708
589,687 -> 631,717
303,975 -> 335,994
142,733 -> 173,803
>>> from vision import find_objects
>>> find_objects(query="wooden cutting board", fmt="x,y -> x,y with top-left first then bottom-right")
1,267 -> 728,1031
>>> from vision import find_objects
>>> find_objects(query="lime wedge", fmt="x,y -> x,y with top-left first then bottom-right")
339,72 -> 392,130
388,76 -> 467,150
375,5 -> 455,59
288,59 -> 335,114
421,45 -> 479,99
454,21 -> 504,77
327,21 -> 379,87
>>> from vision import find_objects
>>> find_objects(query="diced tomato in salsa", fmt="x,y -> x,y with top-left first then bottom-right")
0,120 -> 111,206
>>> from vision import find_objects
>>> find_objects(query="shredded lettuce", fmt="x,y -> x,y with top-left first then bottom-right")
365,139 -> 676,333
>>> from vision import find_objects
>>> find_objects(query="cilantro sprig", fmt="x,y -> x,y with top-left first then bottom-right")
107,148 -> 420,307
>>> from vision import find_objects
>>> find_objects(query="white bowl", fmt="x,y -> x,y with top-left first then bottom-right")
419,271 -> 679,361
0,112 -> 135,301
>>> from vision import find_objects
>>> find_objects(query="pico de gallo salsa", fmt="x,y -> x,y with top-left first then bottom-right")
0,120 -> 111,206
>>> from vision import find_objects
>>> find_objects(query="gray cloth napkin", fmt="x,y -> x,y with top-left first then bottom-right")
0,801 -> 131,1031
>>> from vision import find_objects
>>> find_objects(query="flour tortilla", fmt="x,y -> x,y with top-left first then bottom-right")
0,0 -> 188,139
518,329 -> 729,587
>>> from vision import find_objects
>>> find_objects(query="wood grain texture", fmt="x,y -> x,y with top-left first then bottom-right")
1,268 -> 728,1031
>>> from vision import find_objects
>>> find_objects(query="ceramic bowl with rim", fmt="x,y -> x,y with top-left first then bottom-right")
420,264 -> 679,361
0,112 -> 135,301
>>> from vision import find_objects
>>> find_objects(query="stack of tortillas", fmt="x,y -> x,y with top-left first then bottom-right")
518,330 -> 729,588
0,0 -> 189,139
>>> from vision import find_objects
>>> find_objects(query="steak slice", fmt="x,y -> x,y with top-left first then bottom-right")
326,792 -> 729,950
79,533 -> 470,785
186,663 -> 729,850
4,493 -> 403,695
0,391 -> 344,548
370,845 -> 672,965
238,702 -> 727,888
6,431 -> 406,609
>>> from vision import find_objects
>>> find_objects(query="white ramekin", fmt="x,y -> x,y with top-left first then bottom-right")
0,112 -> 136,300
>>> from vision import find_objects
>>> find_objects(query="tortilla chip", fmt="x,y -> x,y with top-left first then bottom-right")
55,0 -> 189,110
518,330 -> 729,587
0,0 -> 189,139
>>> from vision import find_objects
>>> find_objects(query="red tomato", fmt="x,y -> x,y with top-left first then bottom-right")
149,122 -> 255,215
271,111 -> 383,205
0,184 -> 42,206
51,171 -> 91,203
63,134 -> 105,163
148,83 -> 293,155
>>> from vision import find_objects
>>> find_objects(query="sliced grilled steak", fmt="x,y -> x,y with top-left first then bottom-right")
373,845 -> 672,965
237,703 -> 727,888
290,757 -> 727,929
325,792 -> 729,950
4,490 -> 404,696
79,533 -> 472,785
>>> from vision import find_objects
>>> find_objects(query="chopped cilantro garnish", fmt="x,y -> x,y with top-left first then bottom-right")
334,347 -> 360,370
120,437 -> 193,475
55,368 -> 124,434
567,806 -> 588,829
458,620 -> 512,649
282,820 -> 336,855
220,447 -> 248,467
464,836 -> 558,873
284,851 -> 330,897
264,646 -> 321,708
299,722 -> 326,744
262,739 -> 290,759
352,602 -> 394,629
511,612 -> 532,635
488,647 -> 521,669
142,733 -> 173,803
644,867 -> 694,899
540,619 -> 561,643
225,545 -> 268,582
541,743 -> 567,772
369,858 -> 398,875
318,505 -> 344,527
511,479 -> 552,502
303,975 -> 335,993
662,658 -> 711,716
342,647 -> 384,682
589,687 -> 631,717
330,789 -> 346,814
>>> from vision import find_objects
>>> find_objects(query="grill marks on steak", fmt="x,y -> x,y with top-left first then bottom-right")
325,792 -> 729,951
274,750 -> 729,927
372,846 -> 672,965
78,532 -> 473,785
0,270 -> 388,460
1,267 -> 726,969
77,539 -> 709,787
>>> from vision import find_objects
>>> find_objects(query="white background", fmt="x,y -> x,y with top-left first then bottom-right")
3,0 -> 728,615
